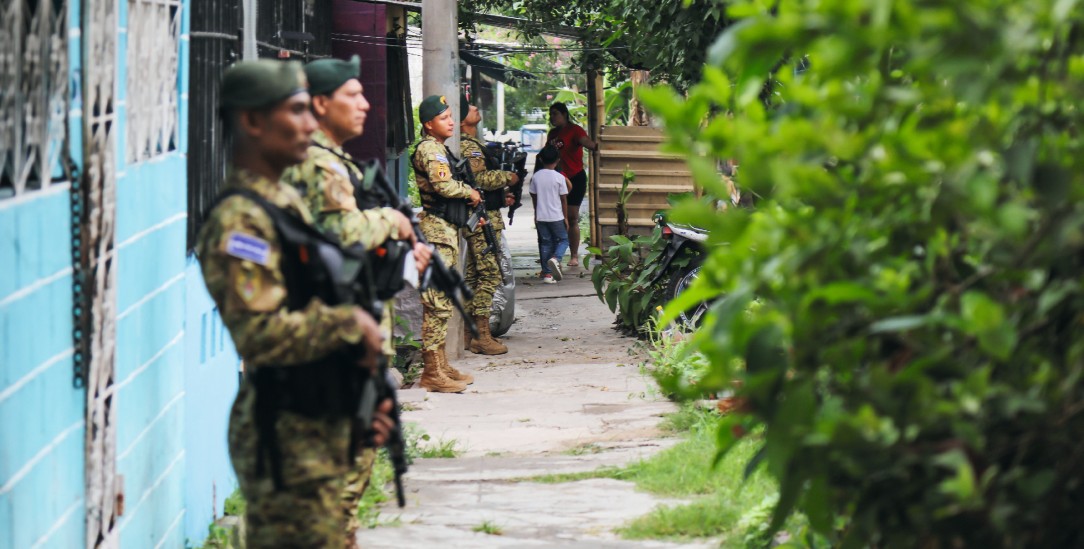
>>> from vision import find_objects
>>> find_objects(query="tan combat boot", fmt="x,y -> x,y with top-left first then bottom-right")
440,345 -> 475,385
463,322 -> 472,350
418,349 -> 467,393
469,315 -> 508,355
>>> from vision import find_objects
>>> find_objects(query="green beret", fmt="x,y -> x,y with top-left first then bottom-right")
220,60 -> 307,111
305,55 -> 361,96
418,94 -> 450,123
460,93 -> 470,121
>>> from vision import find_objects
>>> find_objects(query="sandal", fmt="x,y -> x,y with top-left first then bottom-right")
568,257 -> 580,267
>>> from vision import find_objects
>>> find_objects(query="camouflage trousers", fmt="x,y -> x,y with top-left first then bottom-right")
419,213 -> 459,351
229,383 -> 353,548
464,213 -> 504,317
341,449 -> 377,547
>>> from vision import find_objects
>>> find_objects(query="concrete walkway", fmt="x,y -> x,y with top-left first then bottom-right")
358,194 -> 712,548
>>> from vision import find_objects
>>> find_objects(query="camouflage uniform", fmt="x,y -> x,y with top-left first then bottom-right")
283,128 -> 398,546
196,168 -> 366,548
414,135 -> 474,351
460,134 -> 513,317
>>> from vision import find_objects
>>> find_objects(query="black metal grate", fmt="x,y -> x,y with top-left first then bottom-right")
186,0 -> 332,247
186,0 -> 241,247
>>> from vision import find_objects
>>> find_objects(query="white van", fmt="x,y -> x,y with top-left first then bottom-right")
519,124 -> 549,153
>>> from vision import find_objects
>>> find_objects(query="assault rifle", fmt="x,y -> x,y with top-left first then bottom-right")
360,159 -> 481,339
452,156 -> 502,257
484,141 -> 528,224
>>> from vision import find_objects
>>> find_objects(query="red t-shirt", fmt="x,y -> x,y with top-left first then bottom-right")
546,123 -> 588,178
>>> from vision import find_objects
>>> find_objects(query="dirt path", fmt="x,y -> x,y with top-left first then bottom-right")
357,195 -> 713,548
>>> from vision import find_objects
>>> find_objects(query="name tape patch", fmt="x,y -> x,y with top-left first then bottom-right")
225,232 -> 271,266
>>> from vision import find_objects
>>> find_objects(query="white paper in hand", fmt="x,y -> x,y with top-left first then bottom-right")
402,251 -> 420,289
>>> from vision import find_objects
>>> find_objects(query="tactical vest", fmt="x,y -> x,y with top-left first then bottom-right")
412,144 -> 470,227
471,139 -> 507,211
210,188 -> 376,489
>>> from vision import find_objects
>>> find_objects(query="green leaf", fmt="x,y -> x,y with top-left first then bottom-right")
960,291 -> 1016,360
869,315 -> 936,333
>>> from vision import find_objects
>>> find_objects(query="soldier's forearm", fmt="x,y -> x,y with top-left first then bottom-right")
229,302 -> 363,366
473,169 -> 509,191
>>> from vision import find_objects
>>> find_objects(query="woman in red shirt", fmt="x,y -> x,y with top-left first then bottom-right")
545,102 -> 598,267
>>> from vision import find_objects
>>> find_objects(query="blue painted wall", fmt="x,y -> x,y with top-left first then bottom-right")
0,3 -> 87,547
2,2 -> 244,547
183,258 -> 240,545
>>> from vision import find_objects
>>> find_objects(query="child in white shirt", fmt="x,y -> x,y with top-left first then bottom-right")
529,145 -> 570,282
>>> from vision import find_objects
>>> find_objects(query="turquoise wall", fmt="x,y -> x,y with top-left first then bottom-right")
0,3 -> 87,548
2,0 -> 241,547
0,190 -> 86,549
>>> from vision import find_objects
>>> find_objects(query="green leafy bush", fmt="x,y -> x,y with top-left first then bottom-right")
641,0 -> 1084,546
588,228 -> 669,335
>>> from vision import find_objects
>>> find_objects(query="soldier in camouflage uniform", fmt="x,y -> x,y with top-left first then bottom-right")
414,94 -> 482,392
281,55 -> 431,549
196,60 -> 394,549
459,96 -> 518,355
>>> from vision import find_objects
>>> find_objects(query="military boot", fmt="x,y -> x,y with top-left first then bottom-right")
440,345 -> 475,385
419,350 -> 467,393
469,315 -> 508,355
463,322 -> 472,350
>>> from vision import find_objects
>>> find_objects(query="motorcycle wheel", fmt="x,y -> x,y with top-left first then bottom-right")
489,232 -> 516,337
665,255 -> 709,329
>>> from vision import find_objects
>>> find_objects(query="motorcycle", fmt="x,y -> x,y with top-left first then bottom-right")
483,139 -> 529,337
650,212 -> 712,328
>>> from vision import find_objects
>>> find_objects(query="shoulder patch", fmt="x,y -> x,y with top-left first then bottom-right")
225,232 -> 271,266
328,161 -> 350,178
471,151 -> 483,157
435,154 -> 449,164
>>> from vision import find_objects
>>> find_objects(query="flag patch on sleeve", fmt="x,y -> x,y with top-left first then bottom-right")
225,232 -> 271,266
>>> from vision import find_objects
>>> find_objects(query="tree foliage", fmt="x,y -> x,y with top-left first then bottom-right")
642,0 -> 1084,546
459,0 -> 731,89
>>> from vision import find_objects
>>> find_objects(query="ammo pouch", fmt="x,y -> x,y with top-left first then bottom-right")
423,192 -> 469,228
483,189 -> 505,211
370,240 -> 410,300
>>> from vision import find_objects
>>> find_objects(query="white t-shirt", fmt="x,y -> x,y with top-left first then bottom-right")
529,168 -> 569,222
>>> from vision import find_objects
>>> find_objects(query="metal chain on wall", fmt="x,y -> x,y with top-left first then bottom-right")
81,0 -> 120,544
0,0 -> 69,198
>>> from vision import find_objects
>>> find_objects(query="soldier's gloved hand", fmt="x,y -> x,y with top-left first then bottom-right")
508,172 -> 520,185
412,242 -> 432,273
391,210 -> 416,243
370,398 -> 395,447
351,307 -> 384,372
467,189 -> 482,207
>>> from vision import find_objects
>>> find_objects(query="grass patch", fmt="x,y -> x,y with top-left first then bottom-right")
355,450 -> 401,529
417,437 -> 462,458
563,442 -> 605,456
403,423 -> 463,459
223,487 -> 245,516
472,520 -> 504,535
526,467 -> 625,484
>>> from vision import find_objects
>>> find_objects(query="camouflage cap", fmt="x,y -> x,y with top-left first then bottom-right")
219,59 -> 307,111
305,55 -> 361,96
418,94 -> 450,123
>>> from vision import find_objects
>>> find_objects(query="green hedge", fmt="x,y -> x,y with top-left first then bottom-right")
642,0 -> 1084,546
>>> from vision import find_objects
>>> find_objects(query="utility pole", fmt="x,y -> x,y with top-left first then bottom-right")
422,0 -> 461,151
422,0 -> 465,355
497,80 -> 505,133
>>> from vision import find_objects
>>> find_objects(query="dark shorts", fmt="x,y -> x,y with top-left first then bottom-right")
567,170 -> 588,208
